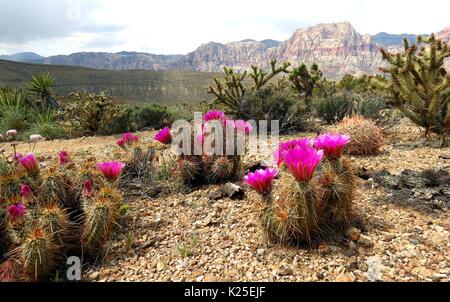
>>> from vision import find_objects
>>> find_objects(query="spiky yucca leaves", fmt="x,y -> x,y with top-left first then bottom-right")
261,176 -> 322,246
37,204 -> 70,245
37,168 -> 77,208
318,158 -> 356,229
337,115 -> 384,155
208,156 -> 235,182
82,195 -> 119,253
18,227 -> 58,280
0,170 -> 27,199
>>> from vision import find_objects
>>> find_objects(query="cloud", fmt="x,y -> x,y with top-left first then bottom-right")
0,0 -> 448,56
0,0 -> 125,43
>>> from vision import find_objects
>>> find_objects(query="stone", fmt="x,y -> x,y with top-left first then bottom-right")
345,227 -> 361,241
277,265 -> 294,276
366,256 -> 383,282
220,183 -> 244,200
358,235 -> 374,248
412,267 -> 433,279
336,272 -> 356,282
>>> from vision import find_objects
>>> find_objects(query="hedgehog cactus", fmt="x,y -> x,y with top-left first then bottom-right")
20,227 -> 58,280
37,168 -> 76,208
177,158 -> 202,185
82,195 -> 118,253
336,115 -> 384,155
0,170 -> 27,199
209,156 -> 235,181
37,204 -> 70,245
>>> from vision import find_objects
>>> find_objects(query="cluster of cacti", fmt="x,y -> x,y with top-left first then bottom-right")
245,134 -> 356,246
336,115 -> 384,155
154,110 -> 251,186
371,34 -> 450,147
0,139 -> 126,280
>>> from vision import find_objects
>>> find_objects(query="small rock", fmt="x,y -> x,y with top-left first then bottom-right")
412,267 -> 433,279
345,227 -> 361,241
90,272 -> 100,280
220,183 -> 244,200
358,235 -> 374,248
366,256 -> 383,282
343,248 -> 357,258
203,274 -> 218,282
336,272 -> 356,282
277,265 -> 294,276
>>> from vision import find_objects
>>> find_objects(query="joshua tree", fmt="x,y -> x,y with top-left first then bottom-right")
371,34 -> 450,147
207,60 -> 291,115
29,73 -> 59,109
289,63 -> 324,108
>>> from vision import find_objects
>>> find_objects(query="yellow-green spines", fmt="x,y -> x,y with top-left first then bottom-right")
20,227 -> 58,281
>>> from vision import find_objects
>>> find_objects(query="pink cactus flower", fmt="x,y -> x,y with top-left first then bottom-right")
19,153 -> 39,173
273,138 -> 314,166
59,150 -> 70,165
97,162 -> 126,182
21,184 -> 32,198
117,138 -> 126,148
203,110 -> 226,122
314,133 -> 350,159
155,127 -> 172,145
83,179 -> 94,198
234,120 -> 253,135
7,203 -> 26,223
284,146 -> 323,183
122,132 -> 139,144
244,168 -> 278,195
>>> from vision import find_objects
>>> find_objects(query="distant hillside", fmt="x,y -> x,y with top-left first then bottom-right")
0,52 -> 44,63
371,32 -> 419,48
0,59 -> 221,105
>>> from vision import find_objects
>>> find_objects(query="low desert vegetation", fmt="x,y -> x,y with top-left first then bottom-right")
0,34 -> 448,282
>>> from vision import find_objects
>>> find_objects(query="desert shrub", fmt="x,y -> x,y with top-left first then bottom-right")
236,87 -> 311,132
26,111 -> 66,140
0,106 -> 30,133
99,105 -> 137,135
352,93 -> 387,123
315,93 -> 354,124
336,115 -> 384,155
134,104 -> 172,130
59,91 -> 123,136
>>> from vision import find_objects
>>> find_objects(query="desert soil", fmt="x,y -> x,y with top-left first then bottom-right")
2,119 -> 449,282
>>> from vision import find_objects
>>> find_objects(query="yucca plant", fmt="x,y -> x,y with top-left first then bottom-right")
28,73 -> 59,110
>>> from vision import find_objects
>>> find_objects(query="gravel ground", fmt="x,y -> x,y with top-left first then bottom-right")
2,120 -> 449,282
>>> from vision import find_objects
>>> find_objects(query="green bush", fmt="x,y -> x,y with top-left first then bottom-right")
315,93 -> 354,124
0,106 -> 30,133
26,111 -> 66,140
352,93 -> 387,124
134,104 -> 172,130
236,88 -> 312,132
99,105 -> 137,135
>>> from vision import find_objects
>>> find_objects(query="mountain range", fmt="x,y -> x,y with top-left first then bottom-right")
1,22 -> 449,78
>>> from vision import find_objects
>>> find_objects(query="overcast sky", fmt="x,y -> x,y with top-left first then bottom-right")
0,0 -> 448,56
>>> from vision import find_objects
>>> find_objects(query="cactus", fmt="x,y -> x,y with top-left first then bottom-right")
37,168 -> 76,208
37,204 -> 70,245
0,260 -> 17,282
371,34 -> 450,147
336,115 -> 384,155
0,170 -> 27,199
314,134 -> 356,228
261,178 -> 322,245
82,195 -> 118,253
318,159 -> 355,228
209,156 -> 235,182
177,158 -> 202,185
19,227 -> 58,280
